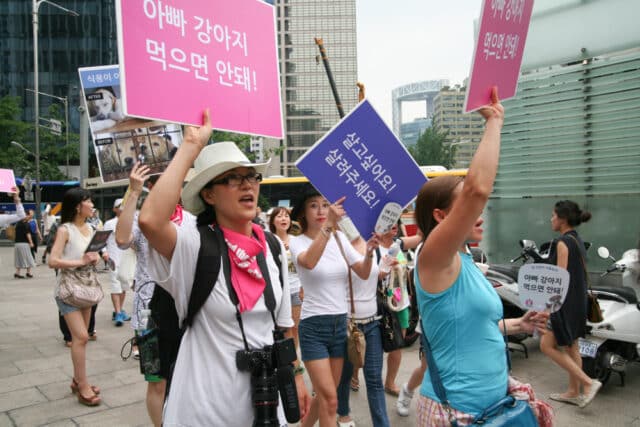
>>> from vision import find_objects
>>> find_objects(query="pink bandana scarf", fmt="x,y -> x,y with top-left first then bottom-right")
170,204 -> 183,225
219,223 -> 268,313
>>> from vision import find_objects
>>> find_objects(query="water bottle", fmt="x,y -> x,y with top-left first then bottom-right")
338,216 -> 360,241
138,309 -> 151,336
380,241 -> 401,273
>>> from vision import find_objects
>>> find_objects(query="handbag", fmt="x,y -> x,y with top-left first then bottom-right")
334,231 -> 366,369
379,297 -> 405,352
421,318 -> 538,427
57,266 -> 104,308
567,235 -> 603,323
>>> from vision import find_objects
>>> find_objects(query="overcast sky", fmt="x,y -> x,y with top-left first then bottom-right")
356,0 -> 483,125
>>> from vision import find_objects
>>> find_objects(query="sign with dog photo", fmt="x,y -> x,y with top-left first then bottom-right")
78,65 -> 184,183
114,0 -> 283,138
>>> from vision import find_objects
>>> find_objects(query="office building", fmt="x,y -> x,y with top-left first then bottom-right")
399,117 -> 431,147
272,0 -> 358,176
391,80 -> 449,143
432,87 -> 484,167
0,1 -> 118,134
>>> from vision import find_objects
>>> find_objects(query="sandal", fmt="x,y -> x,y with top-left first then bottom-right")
14,274 -> 24,279
71,378 -> 101,395
350,377 -> 359,392
77,390 -> 101,407
26,273 -> 33,278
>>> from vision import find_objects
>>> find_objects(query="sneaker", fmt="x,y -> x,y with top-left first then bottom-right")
120,310 -> 131,321
112,311 -> 116,321
114,312 -> 124,327
396,383 -> 414,417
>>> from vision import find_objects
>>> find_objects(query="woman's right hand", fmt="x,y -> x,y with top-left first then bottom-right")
82,252 -> 100,266
182,108 -> 213,150
327,196 -> 346,228
129,162 -> 151,194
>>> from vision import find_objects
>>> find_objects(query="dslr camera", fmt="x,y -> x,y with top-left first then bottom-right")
236,329 -> 300,426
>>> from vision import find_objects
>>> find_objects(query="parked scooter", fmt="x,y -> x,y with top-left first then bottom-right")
579,246 -> 640,386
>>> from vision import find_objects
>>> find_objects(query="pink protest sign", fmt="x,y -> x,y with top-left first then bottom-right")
115,0 -> 283,138
464,0 -> 535,112
0,169 -> 16,193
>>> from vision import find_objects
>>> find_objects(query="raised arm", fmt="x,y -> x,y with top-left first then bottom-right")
139,109 -> 212,261
419,89 -> 504,288
116,163 -> 150,249
295,196 -> 344,270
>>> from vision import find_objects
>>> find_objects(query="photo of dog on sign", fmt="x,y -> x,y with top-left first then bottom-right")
86,87 -> 126,133
94,124 -> 183,182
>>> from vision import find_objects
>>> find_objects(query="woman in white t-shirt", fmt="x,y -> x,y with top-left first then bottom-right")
290,189 -> 376,427
269,206 -> 303,351
138,110 -> 310,427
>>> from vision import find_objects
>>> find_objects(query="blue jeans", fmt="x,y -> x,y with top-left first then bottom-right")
337,320 -> 390,427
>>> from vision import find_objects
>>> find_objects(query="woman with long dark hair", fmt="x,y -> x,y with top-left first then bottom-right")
541,200 -> 600,406
48,188 -> 103,407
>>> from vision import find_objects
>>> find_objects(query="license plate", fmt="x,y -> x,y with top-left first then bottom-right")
579,338 -> 598,358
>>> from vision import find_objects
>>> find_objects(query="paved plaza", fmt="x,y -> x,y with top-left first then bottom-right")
0,246 -> 639,426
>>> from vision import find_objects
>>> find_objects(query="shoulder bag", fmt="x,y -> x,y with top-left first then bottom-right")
57,266 -> 104,309
566,234 -> 603,323
421,318 -> 538,426
334,231 -> 366,370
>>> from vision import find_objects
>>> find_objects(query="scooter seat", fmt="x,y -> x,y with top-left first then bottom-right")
591,286 -> 638,304
489,264 -> 520,281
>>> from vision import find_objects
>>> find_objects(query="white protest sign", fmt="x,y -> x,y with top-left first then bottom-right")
518,263 -> 569,312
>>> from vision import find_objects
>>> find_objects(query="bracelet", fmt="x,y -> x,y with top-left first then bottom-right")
293,365 -> 305,376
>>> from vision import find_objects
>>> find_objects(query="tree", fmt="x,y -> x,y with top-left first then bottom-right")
0,95 -> 79,180
408,127 -> 457,169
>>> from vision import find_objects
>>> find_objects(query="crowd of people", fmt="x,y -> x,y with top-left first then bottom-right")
2,92 -> 607,426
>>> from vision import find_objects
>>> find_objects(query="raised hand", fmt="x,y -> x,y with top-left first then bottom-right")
478,86 -> 504,127
327,196 -> 346,229
183,108 -> 213,149
129,162 -> 151,194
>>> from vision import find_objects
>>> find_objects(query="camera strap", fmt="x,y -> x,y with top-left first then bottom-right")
215,226 -> 278,351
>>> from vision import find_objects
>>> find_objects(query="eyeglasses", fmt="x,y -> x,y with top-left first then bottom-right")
210,172 -> 263,188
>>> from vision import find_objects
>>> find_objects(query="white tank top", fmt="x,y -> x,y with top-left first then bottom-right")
61,223 -> 93,262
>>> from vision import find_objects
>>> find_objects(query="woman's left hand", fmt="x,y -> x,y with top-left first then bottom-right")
295,375 -> 311,421
520,310 -> 549,335
365,233 -> 380,258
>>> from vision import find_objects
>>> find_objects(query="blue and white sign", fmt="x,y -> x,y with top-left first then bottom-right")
518,263 -> 570,312
296,100 -> 427,237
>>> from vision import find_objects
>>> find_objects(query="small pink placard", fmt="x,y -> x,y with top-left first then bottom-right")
464,0 -> 535,112
0,169 -> 16,193
115,0 -> 283,138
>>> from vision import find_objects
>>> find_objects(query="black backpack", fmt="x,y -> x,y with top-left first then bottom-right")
148,224 -> 284,390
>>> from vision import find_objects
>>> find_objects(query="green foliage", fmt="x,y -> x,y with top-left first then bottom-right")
0,95 -> 80,180
407,127 -> 457,169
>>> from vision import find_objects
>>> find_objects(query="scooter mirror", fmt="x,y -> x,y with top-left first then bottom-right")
597,246 -> 610,259
520,239 -> 536,249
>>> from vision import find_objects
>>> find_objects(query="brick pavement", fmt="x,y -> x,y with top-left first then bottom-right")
0,247 -> 638,426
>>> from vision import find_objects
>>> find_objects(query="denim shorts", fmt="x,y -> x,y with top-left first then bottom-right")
299,314 -> 347,362
55,296 -> 80,315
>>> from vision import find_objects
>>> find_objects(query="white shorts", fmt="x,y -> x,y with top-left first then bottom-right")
109,269 -> 131,294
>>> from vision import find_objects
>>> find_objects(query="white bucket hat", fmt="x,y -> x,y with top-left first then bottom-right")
181,142 -> 270,215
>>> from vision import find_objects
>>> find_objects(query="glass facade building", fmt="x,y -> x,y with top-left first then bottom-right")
484,50 -> 640,269
0,1 -> 118,133
273,0 -> 358,176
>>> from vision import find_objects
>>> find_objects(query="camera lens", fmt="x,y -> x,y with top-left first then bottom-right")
251,364 -> 279,426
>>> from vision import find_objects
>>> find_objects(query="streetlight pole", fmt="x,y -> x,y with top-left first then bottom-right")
25,89 -> 70,177
33,0 -> 79,230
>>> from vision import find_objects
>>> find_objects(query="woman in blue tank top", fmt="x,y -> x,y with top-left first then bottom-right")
412,88 -> 553,426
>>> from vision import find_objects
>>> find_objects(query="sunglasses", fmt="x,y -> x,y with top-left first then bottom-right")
209,172 -> 263,188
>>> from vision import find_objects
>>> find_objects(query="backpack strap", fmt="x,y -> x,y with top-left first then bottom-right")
182,224 -> 222,329
264,231 -> 284,288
